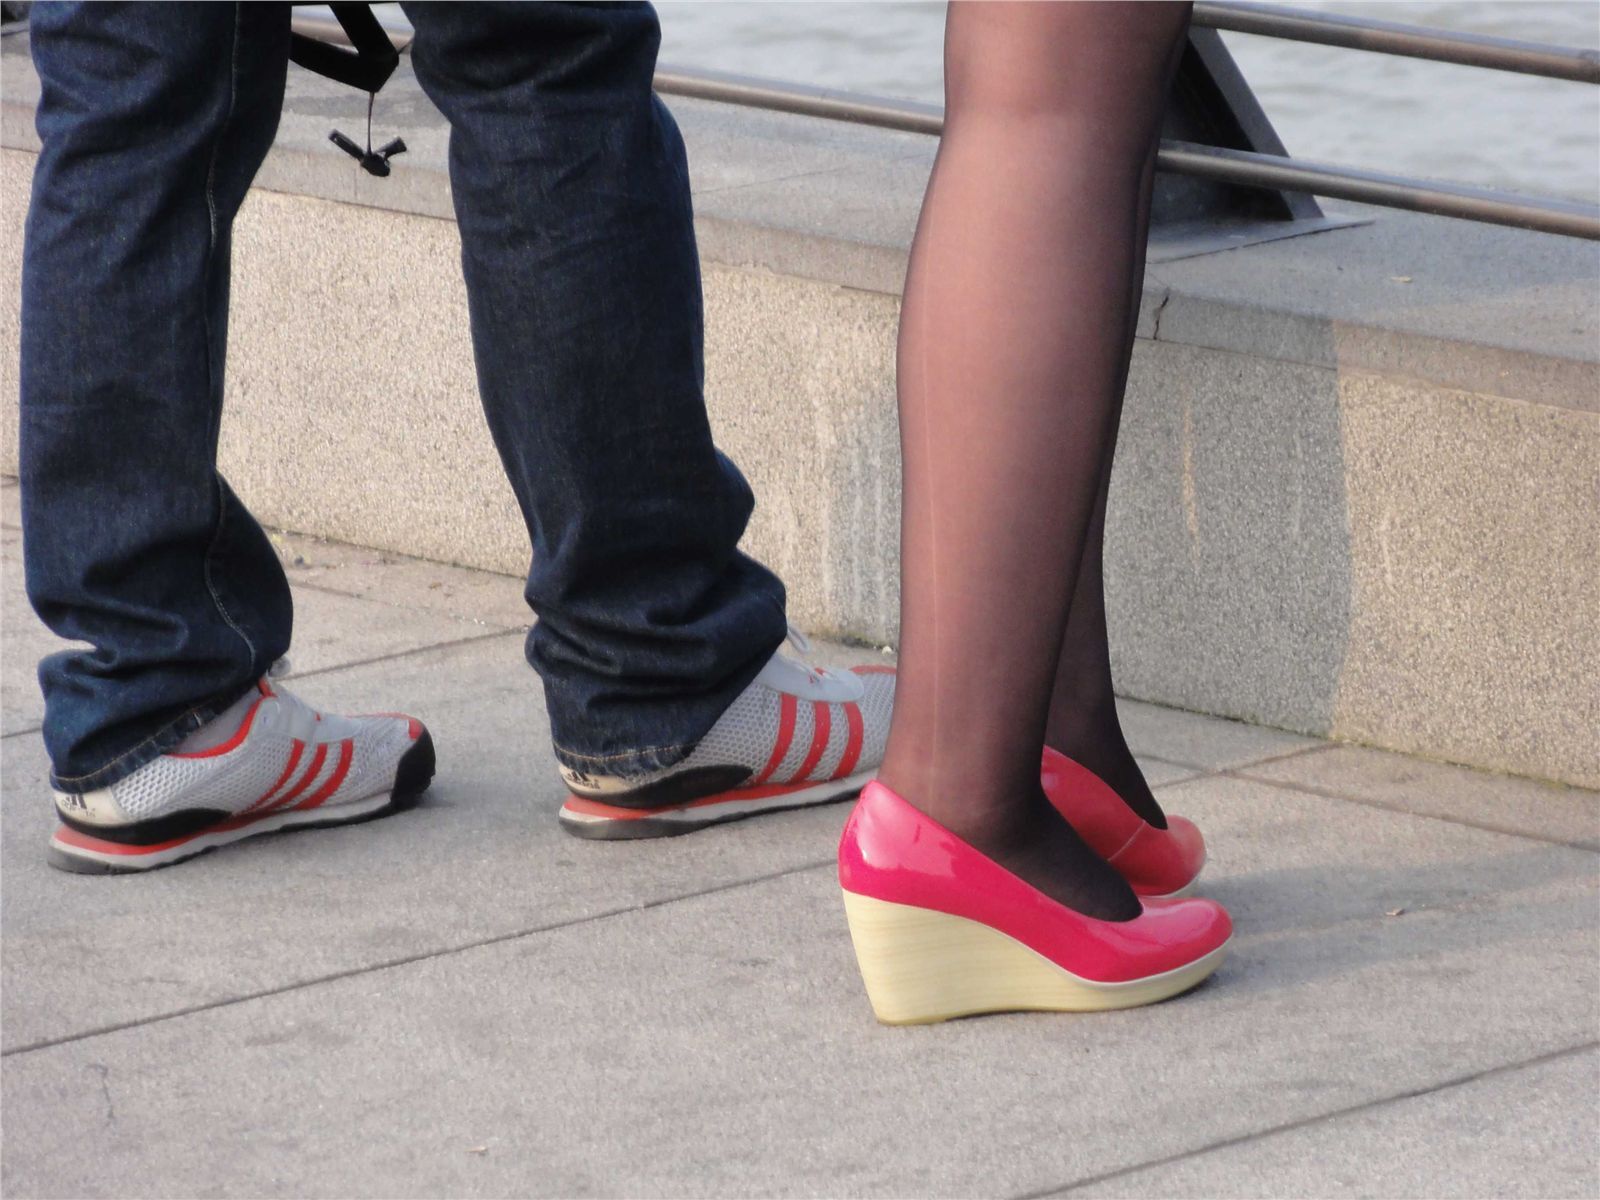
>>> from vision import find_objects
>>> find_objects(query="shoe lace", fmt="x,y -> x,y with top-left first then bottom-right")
784,623 -> 828,686
263,660 -> 324,722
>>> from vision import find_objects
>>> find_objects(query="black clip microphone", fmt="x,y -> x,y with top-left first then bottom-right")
329,129 -> 407,177
330,93 -> 407,178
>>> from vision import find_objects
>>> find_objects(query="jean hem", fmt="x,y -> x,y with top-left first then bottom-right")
48,683 -> 257,795
549,738 -> 699,777
546,602 -> 787,779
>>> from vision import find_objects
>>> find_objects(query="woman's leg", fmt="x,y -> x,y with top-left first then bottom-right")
877,0 -> 1192,919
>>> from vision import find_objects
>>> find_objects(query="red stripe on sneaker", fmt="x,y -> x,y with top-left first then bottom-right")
262,743 -> 328,813
794,702 -> 832,783
239,739 -> 305,815
294,739 -> 353,810
750,693 -> 798,786
851,664 -> 896,676
52,823 -> 211,857
168,699 -> 264,759
833,701 -> 864,780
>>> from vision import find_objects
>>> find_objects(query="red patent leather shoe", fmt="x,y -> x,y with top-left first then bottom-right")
838,782 -> 1231,1024
1041,747 -> 1206,898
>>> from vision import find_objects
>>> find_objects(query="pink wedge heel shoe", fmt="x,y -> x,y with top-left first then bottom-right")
1041,747 -> 1206,898
839,781 -> 1231,1025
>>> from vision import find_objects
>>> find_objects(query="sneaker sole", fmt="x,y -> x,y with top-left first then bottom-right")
47,731 -> 436,874
559,770 -> 875,840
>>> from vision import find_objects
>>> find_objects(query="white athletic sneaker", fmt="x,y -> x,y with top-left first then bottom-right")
48,677 -> 435,873
558,630 -> 895,839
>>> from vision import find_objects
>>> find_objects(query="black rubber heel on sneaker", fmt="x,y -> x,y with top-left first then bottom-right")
389,729 -> 436,810
563,765 -> 752,810
46,842 -> 136,875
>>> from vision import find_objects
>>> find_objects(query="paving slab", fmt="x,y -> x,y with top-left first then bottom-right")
6,474 -> 1593,1196
2,779 -> 1595,1198
274,527 -> 531,633
1114,696 -> 1324,772
1120,774 -> 1598,946
0,628 -> 895,1052
1,525 -> 82,737
1057,1046 -> 1600,1199
1238,744 -> 1600,852
1132,756 -> 1203,788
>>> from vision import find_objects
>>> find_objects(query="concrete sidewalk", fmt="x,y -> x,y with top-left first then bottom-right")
2,476 -> 1597,1199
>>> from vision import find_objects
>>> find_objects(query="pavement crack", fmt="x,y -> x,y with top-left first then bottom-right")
1126,740 -> 1325,779
1230,741 -> 1336,771
278,628 -> 524,684
1147,284 -> 1173,341
285,577 -> 527,632
89,1062 -> 116,1127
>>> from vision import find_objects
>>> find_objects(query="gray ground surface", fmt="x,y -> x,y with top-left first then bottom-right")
2,479 -> 1597,1199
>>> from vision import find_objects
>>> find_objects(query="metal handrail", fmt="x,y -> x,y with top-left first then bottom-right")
654,66 -> 1600,241
285,9 -> 1600,240
1193,2 -> 1600,84
653,68 -> 942,136
1160,141 -> 1600,240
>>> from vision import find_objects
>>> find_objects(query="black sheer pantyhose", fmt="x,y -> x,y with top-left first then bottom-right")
1043,139 -> 1171,833
878,1 -> 1192,921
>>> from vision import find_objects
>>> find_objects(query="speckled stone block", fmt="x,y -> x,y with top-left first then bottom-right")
4,51 -> 1597,786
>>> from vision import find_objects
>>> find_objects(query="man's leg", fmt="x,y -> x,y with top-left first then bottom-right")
403,2 -> 891,836
21,1 -> 294,790
402,1 -> 789,772
23,3 -> 432,872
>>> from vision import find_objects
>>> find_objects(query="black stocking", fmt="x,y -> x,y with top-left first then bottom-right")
1044,140 -> 1172,832
878,1 -> 1192,920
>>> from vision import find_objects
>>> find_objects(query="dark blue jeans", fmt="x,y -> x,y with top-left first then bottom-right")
20,1 -> 786,793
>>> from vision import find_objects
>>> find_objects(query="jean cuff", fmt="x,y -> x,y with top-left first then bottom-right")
48,684 -> 258,795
